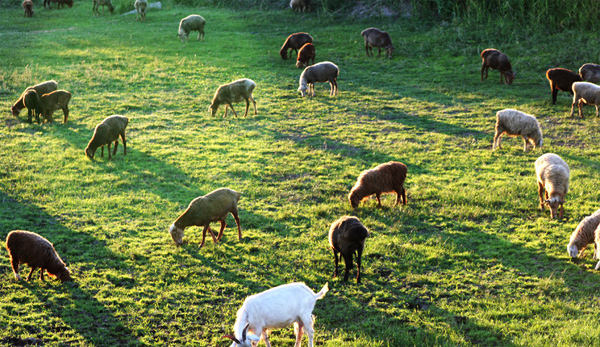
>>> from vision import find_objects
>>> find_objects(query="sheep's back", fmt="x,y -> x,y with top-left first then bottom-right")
535,154 -> 569,193
186,188 -> 240,224
496,109 -> 539,134
302,62 -> 338,83
6,230 -> 59,268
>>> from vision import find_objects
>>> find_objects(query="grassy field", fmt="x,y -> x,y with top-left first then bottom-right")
2,1 -> 600,346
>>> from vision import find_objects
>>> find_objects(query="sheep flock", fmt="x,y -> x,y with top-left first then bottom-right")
5,2 -> 600,346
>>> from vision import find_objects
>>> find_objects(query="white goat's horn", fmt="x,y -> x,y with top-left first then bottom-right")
221,335 -> 241,344
242,323 -> 250,341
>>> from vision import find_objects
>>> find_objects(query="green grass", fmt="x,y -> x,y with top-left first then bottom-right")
2,2 -> 600,347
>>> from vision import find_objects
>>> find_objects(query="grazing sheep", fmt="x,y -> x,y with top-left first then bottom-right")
579,63 -> 600,83
567,209 -> 600,258
361,27 -> 394,59
280,32 -> 313,60
23,0 -> 33,17
11,80 -> 58,119
492,109 -> 543,152
169,188 -> 242,247
570,81 -> 600,118
134,0 -> 147,22
349,161 -> 407,208
6,230 -> 72,282
44,0 -> 73,9
209,79 -> 257,118
38,90 -> 71,123
481,48 -> 516,85
546,68 -> 582,104
298,61 -> 339,97
85,115 -> 128,160
295,43 -> 315,69
289,0 -> 310,12
535,153 -> 570,219
92,0 -> 114,15
222,282 -> 328,347
328,216 -> 370,283
23,90 -> 42,124
178,15 -> 205,42
593,225 -> 600,269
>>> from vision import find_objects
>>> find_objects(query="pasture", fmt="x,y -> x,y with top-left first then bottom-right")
2,1 -> 600,346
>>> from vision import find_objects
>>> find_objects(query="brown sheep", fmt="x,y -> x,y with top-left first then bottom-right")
349,161 -> 408,208
280,32 -> 313,60
328,216 -> 370,283
6,230 -> 72,282
11,80 -> 58,120
85,115 -> 128,160
361,27 -> 394,59
546,68 -> 582,104
295,43 -> 315,69
169,188 -> 242,247
39,90 -> 72,123
23,90 -> 42,124
23,0 -> 34,17
209,78 -> 257,117
481,48 -> 516,85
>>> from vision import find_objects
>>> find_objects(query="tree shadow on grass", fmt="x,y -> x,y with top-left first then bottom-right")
0,191 -> 146,346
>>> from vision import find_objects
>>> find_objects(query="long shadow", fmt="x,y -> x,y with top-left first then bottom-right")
0,191 -> 146,346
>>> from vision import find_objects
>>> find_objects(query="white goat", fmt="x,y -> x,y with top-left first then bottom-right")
223,282 -> 328,347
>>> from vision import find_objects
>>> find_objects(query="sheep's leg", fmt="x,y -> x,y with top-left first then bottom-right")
223,104 -> 228,117
342,252 -> 353,281
63,105 -> 69,123
579,99 -> 585,118
364,42 -> 369,56
216,220 -> 226,242
10,256 -> 21,280
481,64 -> 488,81
262,331 -> 272,347
332,249 -> 339,278
377,46 -> 382,57
559,204 -> 564,219
244,99 -> 250,117
293,321 -> 305,347
356,246 -> 364,284
232,210 -> 242,240
199,225 -> 210,248
375,193 -> 382,207
250,96 -> 257,116
400,187 -> 407,205
570,97 -> 578,117
551,86 -> 558,104
120,132 -> 127,155
500,72 -> 504,84
40,269 -> 45,281
107,142 -> 112,159
26,267 -> 37,281
333,80 -> 338,96
537,182 -> 545,210
228,103 -> 239,118
522,136 -> 529,152
100,145 -> 104,158
596,104 -> 599,117
113,140 -> 119,156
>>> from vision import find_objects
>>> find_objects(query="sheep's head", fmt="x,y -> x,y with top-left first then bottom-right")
567,243 -> 579,258
178,29 -> 187,42
54,267 -> 73,282
545,197 -> 564,219
279,49 -> 288,60
208,103 -> 218,117
506,71 -> 516,85
385,46 -> 395,59
349,190 -> 360,209
11,104 -> 20,117
298,85 -> 308,97
535,138 -> 543,148
85,146 -> 96,160
295,60 -> 304,69
169,223 -> 184,245
222,324 -> 260,347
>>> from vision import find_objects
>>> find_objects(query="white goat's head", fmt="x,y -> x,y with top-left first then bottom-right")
222,324 -> 260,347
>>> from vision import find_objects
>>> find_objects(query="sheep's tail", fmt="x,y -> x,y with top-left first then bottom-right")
315,282 -> 328,300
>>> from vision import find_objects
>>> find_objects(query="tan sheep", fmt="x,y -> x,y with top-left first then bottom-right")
85,115 -> 128,160
39,90 -> 72,123
535,153 -> 569,219
209,79 -> 257,117
169,188 -> 242,247
11,80 -> 58,120
178,15 -> 205,42
349,161 -> 407,208
328,216 -> 370,283
570,81 -> 600,118
135,0 -> 147,22
567,209 -> 600,258
6,230 -> 72,282
493,109 -> 543,152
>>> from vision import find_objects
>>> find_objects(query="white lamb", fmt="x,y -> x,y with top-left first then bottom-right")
222,282 -> 328,347
535,153 -> 570,219
570,81 -> 600,118
492,109 -> 543,152
298,61 -> 339,97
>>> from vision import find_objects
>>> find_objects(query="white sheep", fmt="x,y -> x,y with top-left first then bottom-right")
570,81 -> 600,118
222,282 -> 328,347
594,224 -> 600,269
298,61 -> 339,97
209,79 -> 257,118
567,209 -> 600,258
535,153 -> 570,219
169,188 -> 241,247
134,0 -> 147,22
579,63 -> 600,83
178,14 -> 205,42
289,0 -> 310,12
492,109 -> 543,152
